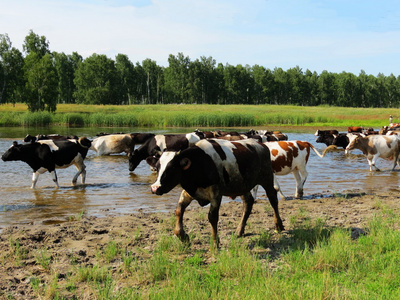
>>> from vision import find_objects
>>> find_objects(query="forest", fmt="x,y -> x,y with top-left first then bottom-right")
1,30 -> 400,112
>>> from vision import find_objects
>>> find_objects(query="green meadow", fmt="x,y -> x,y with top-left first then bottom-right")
0,103 -> 397,129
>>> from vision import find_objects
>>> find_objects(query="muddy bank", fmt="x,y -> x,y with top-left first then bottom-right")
1,189 -> 400,299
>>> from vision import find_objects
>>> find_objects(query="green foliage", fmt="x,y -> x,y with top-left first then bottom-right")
3,32 -> 400,109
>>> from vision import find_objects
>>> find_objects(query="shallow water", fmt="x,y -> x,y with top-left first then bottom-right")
0,127 -> 399,229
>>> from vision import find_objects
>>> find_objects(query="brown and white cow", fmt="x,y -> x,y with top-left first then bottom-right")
345,135 -> 400,171
348,126 -> 363,133
252,141 -> 332,200
150,138 -> 284,247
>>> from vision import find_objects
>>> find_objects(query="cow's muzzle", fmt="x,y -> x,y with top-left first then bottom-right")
151,184 -> 163,195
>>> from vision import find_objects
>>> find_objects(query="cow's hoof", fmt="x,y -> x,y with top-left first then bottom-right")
176,232 -> 190,243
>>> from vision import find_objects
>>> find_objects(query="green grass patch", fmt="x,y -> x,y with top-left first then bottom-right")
0,103 -> 397,128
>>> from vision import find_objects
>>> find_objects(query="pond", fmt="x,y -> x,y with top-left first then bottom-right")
0,126 -> 398,230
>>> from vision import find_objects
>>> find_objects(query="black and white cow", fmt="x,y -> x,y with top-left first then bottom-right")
1,137 -> 92,188
128,133 -> 203,171
23,134 -> 79,143
150,138 -> 284,247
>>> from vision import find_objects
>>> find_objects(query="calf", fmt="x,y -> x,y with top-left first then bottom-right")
129,133 -> 203,171
151,139 -> 284,247
2,137 -> 92,188
90,133 -> 154,156
253,141 -> 332,200
345,135 -> 400,171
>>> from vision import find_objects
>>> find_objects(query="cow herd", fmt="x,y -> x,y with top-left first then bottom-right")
315,125 -> 400,172
1,126 -> 399,247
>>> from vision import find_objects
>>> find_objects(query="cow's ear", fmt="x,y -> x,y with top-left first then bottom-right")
180,157 -> 191,170
12,141 -> 18,147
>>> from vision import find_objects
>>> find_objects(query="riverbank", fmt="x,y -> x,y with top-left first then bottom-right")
1,189 -> 400,299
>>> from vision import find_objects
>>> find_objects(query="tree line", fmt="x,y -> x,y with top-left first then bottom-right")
1,30 -> 400,112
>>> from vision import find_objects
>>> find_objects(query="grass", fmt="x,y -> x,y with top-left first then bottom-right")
0,103 -> 398,128
3,208 -> 400,299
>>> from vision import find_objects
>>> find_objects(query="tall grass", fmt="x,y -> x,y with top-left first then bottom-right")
0,103 -> 397,128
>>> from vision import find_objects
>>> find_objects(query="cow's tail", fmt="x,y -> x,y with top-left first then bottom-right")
78,137 -> 92,149
310,143 -> 337,158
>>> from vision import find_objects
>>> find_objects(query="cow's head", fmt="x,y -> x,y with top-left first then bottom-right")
151,151 -> 191,195
332,134 -> 349,149
1,141 -> 21,161
345,136 -> 360,154
23,134 -> 36,143
315,134 -> 333,146
128,149 -> 142,171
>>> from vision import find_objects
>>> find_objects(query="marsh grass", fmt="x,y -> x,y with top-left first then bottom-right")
0,103 -> 397,128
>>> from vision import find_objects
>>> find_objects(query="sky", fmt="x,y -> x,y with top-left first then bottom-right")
1,0 -> 400,76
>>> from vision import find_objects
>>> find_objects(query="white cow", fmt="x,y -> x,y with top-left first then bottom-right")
345,135 -> 400,171
90,134 -> 134,156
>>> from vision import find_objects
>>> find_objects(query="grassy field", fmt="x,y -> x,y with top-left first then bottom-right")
0,103 -> 397,128
3,204 -> 400,299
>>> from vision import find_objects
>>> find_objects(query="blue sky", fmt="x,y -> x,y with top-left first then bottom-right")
1,0 -> 400,76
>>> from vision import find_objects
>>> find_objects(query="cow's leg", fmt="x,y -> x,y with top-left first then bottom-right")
31,172 -> 40,189
262,183 -> 284,232
369,155 -> 380,171
392,153 -> 400,170
49,170 -> 60,188
274,175 -> 286,200
296,167 -> 308,199
174,190 -> 193,242
236,192 -> 254,237
72,162 -> 86,185
292,170 -> 303,198
251,185 -> 259,200
208,196 -> 222,248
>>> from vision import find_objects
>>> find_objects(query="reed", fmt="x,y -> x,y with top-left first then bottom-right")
0,103 -> 397,128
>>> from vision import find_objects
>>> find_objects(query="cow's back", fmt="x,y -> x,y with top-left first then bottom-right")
368,135 -> 400,158
196,139 -> 273,195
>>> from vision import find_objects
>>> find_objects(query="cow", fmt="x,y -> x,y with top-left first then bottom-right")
150,138 -> 284,247
316,133 -> 335,146
1,137 -> 92,188
90,133 -> 154,156
314,129 -> 339,136
23,134 -> 79,143
345,135 -> 400,171
246,129 -> 288,141
317,132 -> 360,149
252,141 -> 333,200
330,133 -> 351,148
194,129 -> 222,138
364,128 -> 379,135
348,126 -> 363,133
129,133 -> 203,172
